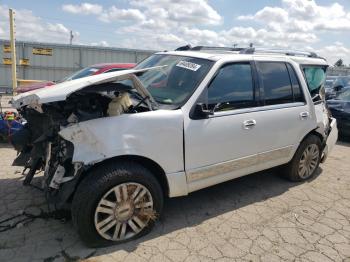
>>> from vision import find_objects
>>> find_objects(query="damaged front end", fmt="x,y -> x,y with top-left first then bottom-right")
11,67 -> 161,208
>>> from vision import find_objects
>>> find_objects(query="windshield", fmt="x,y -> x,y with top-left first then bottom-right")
133,54 -> 214,105
61,67 -> 100,82
336,88 -> 350,101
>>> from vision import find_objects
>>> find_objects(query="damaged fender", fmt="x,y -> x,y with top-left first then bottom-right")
59,110 -> 184,174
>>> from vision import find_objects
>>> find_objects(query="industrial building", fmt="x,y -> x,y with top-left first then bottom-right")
0,39 -> 155,93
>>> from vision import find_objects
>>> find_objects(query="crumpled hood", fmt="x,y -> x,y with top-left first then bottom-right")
11,66 -> 162,109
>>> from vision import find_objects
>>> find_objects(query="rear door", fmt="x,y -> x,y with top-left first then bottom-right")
253,61 -> 316,151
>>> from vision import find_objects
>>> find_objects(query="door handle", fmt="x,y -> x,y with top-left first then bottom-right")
243,119 -> 256,129
300,112 -> 309,120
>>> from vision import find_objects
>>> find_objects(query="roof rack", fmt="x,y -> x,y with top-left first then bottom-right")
245,48 -> 321,58
175,45 -> 244,52
174,45 -> 323,59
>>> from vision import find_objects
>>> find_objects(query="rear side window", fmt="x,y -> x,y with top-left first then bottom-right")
207,63 -> 255,111
257,62 -> 294,105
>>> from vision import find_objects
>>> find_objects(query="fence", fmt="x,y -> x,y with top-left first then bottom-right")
0,39 -> 155,93
327,67 -> 350,76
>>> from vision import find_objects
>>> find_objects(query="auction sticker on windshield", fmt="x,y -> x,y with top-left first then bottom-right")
176,61 -> 201,71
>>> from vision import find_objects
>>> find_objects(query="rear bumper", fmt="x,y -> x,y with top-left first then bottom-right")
321,117 -> 338,163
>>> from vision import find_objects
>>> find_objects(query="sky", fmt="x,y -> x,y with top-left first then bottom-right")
1,0 -> 350,64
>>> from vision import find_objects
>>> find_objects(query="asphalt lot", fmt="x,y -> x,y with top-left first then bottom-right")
0,141 -> 349,262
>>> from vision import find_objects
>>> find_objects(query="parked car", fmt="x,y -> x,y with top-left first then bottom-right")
11,47 -> 337,247
332,76 -> 350,92
324,76 -> 338,100
327,87 -> 350,137
16,63 -> 136,93
16,81 -> 55,94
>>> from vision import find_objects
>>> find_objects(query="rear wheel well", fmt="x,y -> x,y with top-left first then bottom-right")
301,129 -> 324,146
83,155 -> 169,197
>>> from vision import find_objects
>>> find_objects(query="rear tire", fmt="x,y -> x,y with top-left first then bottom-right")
283,135 -> 322,182
71,160 -> 163,247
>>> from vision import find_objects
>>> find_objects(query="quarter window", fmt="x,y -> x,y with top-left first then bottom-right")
302,66 -> 327,97
207,63 -> 255,111
257,62 -> 294,105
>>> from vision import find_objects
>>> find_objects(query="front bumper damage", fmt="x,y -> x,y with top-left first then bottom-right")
11,67 -> 163,209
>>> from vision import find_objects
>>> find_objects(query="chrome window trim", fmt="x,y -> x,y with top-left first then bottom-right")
210,102 -> 306,118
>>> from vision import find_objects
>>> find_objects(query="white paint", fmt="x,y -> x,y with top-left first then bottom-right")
59,110 -> 184,175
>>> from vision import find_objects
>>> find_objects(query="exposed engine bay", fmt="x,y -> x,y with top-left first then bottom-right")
11,78 -> 156,208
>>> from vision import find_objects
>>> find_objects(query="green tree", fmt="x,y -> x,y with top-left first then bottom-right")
334,59 -> 344,67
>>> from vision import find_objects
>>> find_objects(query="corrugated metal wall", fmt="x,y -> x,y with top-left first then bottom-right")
0,39 -> 155,92
327,67 -> 350,76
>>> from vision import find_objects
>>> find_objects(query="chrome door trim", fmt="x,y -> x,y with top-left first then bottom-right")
187,145 -> 294,182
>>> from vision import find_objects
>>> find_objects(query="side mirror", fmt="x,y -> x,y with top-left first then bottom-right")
193,103 -> 213,119
312,93 -> 323,103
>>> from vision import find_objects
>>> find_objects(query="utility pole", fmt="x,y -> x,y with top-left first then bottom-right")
9,9 -> 17,94
70,30 -> 74,45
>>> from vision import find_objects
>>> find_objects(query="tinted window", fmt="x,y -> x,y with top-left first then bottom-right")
286,64 -> 304,102
207,63 -> 255,111
257,62 -> 293,105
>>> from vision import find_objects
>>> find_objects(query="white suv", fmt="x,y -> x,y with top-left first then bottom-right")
12,46 -> 338,247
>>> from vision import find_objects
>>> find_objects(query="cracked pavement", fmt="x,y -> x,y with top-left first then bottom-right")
0,141 -> 349,262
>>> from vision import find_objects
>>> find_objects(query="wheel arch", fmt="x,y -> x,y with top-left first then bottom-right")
300,129 -> 325,147
288,128 -> 325,163
81,155 -> 170,197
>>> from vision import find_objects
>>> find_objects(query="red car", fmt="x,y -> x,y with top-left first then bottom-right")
16,63 -> 136,93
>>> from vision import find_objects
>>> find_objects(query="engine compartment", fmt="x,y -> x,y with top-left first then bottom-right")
12,83 -> 153,207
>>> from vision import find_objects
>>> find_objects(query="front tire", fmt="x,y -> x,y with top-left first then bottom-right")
71,160 -> 163,247
284,135 -> 322,182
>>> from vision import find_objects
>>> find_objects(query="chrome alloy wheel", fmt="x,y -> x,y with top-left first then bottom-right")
94,183 -> 154,241
298,144 -> 320,179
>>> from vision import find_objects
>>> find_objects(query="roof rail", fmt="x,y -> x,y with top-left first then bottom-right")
246,48 -> 320,58
174,45 -> 245,52
190,46 -> 245,52
174,45 -> 323,59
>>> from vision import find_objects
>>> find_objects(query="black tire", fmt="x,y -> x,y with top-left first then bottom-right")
283,135 -> 322,182
71,160 -> 164,247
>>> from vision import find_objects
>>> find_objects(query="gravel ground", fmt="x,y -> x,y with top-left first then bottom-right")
0,141 -> 349,262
